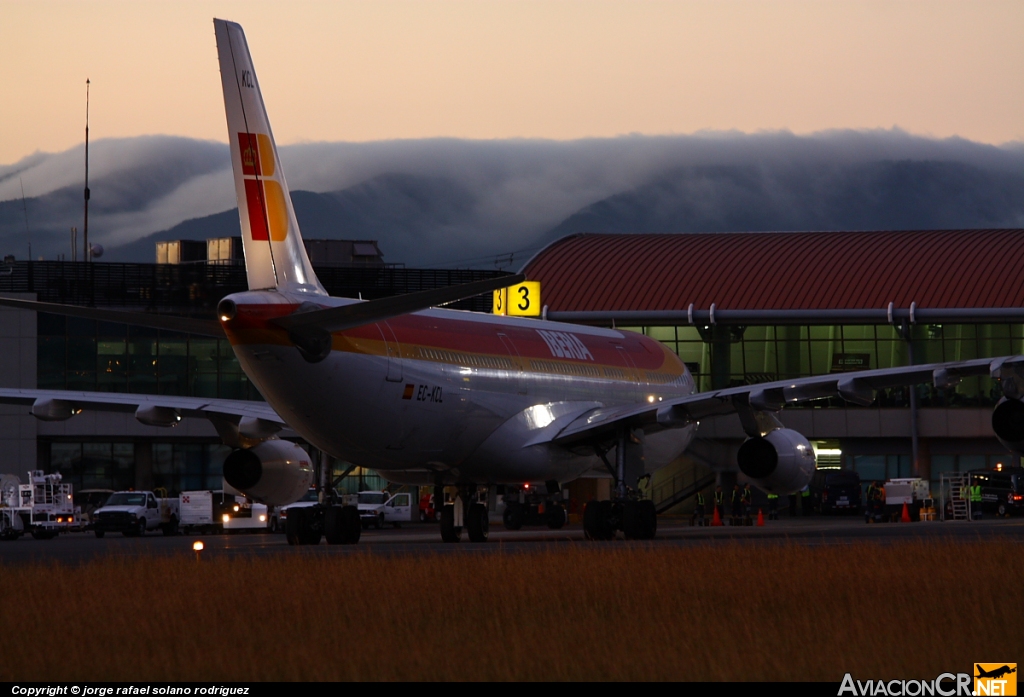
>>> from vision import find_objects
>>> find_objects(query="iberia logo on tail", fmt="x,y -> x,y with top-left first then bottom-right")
238,132 -> 288,242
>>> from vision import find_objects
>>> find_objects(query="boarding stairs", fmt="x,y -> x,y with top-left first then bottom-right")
940,472 -> 970,521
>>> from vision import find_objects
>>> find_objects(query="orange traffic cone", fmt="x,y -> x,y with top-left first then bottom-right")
711,507 -> 723,526
901,503 -> 911,523
757,509 -> 765,526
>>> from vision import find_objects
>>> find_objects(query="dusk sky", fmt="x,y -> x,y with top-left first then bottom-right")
3,0 -> 1023,167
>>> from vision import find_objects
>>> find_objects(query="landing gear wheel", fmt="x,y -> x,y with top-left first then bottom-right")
440,504 -> 462,543
503,503 -> 524,531
467,503 -> 489,542
583,500 -> 614,540
325,505 -> 361,544
546,502 -> 567,530
622,500 -> 656,540
286,507 -> 307,545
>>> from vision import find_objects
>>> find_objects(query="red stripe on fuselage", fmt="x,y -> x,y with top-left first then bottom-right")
222,303 -> 680,376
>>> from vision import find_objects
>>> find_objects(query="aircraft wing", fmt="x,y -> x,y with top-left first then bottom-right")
548,355 -> 1024,445
0,388 -> 286,424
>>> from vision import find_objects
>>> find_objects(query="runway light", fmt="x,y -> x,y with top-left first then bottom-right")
193,540 -> 204,562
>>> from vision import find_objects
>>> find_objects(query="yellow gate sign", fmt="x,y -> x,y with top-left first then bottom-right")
508,281 -> 541,317
493,282 -> 541,317
492,287 -> 507,315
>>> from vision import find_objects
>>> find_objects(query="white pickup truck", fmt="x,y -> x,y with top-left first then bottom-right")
357,491 -> 415,529
92,491 -> 180,538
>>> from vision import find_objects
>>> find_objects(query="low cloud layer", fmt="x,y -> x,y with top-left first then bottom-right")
1,130 -> 1022,267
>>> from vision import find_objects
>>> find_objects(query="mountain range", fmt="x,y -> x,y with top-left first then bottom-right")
2,131 -> 1023,269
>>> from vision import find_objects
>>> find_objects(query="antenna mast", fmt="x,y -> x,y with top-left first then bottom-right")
83,78 -> 90,263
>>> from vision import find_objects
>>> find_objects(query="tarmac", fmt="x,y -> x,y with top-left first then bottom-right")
0,511 -> 1021,565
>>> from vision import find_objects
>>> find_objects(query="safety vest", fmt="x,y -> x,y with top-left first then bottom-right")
742,488 -> 752,503
970,484 -> 982,502
767,493 -> 778,500
715,491 -> 724,505
696,492 -> 705,506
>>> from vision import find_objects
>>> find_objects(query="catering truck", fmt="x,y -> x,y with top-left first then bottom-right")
92,490 -> 180,537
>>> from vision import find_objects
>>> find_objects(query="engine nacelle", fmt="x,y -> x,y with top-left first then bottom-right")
737,428 -> 816,495
222,440 -> 314,506
992,397 -> 1024,454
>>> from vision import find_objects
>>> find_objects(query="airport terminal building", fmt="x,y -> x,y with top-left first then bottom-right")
0,228 -> 1021,505
525,229 -> 1024,502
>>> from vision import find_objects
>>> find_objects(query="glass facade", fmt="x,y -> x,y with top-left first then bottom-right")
50,441 -> 136,491
626,323 -> 1023,406
153,442 -> 233,493
38,315 -> 262,400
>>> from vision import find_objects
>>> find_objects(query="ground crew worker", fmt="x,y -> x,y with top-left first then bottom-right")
714,485 -> 725,523
692,489 -> 706,526
865,481 -> 877,523
767,492 -> 779,520
970,478 -> 983,520
741,483 -> 753,525
731,484 -> 743,525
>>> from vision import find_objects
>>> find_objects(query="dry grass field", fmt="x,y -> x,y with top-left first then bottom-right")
1,540 -> 1018,682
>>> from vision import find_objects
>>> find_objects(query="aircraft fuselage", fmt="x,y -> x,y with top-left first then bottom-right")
222,290 -> 697,485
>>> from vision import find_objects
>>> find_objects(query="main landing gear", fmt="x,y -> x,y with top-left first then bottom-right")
285,453 -> 361,546
582,427 -> 657,541
583,499 -> 656,540
438,484 -> 489,543
285,501 -> 362,546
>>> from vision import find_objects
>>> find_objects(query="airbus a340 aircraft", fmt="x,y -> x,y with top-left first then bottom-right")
2,19 -> 1024,544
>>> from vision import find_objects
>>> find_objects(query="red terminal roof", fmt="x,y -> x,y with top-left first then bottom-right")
522,230 -> 1024,311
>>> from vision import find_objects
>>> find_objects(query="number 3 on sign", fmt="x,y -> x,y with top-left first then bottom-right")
508,282 -> 541,317
492,288 -> 507,315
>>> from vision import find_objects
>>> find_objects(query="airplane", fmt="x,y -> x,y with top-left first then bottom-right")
975,666 -> 1016,680
1,18 -> 1024,545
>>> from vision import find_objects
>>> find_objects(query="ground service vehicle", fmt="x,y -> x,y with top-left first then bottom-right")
357,491 -> 415,528
1,20 -> 1024,546
967,467 -> 1024,516
810,470 -> 861,514
180,490 -> 240,533
0,471 -> 76,540
93,491 -> 180,537
223,497 -> 270,532
502,485 -> 568,530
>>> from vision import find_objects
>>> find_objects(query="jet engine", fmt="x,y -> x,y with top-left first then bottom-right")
736,428 -> 816,495
222,440 -> 314,506
992,397 -> 1024,454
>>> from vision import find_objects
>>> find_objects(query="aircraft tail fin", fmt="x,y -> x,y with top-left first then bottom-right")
214,19 -> 325,295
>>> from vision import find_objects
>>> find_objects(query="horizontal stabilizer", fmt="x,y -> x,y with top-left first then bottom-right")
0,296 -> 224,337
272,273 -> 527,334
